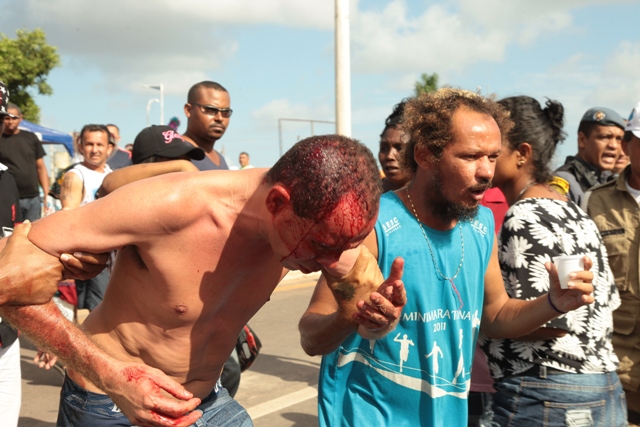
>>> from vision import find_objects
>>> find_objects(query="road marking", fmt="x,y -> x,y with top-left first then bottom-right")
273,281 -> 316,293
246,386 -> 318,420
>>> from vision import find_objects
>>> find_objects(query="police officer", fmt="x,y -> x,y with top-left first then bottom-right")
554,107 -> 625,206
586,101 -> 640,427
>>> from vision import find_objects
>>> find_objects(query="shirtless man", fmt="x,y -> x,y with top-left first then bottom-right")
0,134 -> 391,427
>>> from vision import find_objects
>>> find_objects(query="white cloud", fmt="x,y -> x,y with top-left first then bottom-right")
350,0 -> 630,76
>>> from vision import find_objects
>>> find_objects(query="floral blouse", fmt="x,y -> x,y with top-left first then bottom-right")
479,198 -> 620,379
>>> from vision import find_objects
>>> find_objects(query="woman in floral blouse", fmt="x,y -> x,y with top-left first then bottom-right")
479,96 -> 626,426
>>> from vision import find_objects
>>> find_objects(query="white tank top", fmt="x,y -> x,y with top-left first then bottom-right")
67,163 -> 112,206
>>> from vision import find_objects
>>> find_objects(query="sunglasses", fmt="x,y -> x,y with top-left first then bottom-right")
192,103 -> 233,118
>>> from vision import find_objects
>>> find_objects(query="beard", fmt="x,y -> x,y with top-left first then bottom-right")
425,167 -> 491,224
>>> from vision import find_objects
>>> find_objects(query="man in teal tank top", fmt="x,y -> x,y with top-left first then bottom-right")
299,89 -> 598,426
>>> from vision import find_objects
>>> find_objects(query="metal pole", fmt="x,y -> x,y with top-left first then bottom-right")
311,121 -> 314,136
160,84 -> 164,125
146,99 -> 159,126
335,0 -> 352,137
278,119 -> 283,158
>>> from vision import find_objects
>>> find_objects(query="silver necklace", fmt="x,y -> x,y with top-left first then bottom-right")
406,188 -> 465,308
516,181 -> 537,201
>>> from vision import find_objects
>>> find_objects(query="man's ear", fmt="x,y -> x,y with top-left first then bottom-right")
184,103 -> 192,119
414,144 -> 435,169
577,132 -> 587,151
265,185 -> 291,215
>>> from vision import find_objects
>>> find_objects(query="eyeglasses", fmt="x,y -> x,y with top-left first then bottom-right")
192,103 -> 233,118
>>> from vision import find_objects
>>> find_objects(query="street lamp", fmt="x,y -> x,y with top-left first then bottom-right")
143,84 -> 164,125
146,98 -> 160,126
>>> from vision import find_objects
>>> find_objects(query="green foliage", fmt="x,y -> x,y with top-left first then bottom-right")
414,72 -> 439,96
0,28 -> 60,123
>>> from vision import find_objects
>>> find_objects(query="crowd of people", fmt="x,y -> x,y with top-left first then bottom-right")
0,76 -> 638,427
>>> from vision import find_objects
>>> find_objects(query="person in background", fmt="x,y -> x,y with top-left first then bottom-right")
482,95 -> 625,426
60,124 -> 113,312
0,80 -> 23,427
586,101 -> 640,427
0,102 -> 51,221
554,107 -> 625,206
239,151 -> 254,169
105,124 -> 132,170
183,81 -> 231,170
379,99 -> 412,192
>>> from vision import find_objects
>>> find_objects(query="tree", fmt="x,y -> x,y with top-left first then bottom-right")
414,72 -> 439,96
0,29 -> 60,123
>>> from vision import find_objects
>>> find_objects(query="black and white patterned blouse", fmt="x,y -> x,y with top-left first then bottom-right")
479,198 -> 620,379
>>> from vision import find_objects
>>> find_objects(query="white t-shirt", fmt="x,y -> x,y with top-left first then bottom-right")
67,163 -> 112,206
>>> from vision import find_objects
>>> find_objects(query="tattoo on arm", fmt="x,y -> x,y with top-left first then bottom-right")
332,282 -> 356,301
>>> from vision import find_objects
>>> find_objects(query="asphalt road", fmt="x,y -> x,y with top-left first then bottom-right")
18,271 -> 322,427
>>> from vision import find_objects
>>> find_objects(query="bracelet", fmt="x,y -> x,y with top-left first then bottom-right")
547,293 -> 566,315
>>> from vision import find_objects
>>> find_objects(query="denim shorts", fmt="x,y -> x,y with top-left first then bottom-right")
487,369 -> 627,427
57,374 -> 253,427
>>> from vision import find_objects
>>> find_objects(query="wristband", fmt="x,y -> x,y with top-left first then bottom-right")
547,293 -> 566,315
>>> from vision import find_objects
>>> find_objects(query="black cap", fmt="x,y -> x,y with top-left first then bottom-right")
132,125 -> 205,164
579,107 -> 625,130
0,81 -> 17,118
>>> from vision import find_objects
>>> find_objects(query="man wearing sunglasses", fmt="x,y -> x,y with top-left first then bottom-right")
183,81 -> 232,171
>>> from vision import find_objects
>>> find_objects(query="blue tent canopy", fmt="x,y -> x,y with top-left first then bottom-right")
19,120 -> 74,155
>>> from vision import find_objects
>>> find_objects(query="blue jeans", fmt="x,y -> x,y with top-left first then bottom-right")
488,369 -> 627,427
75,268 -> 110,311
19,196 -> 41,222
57,374 -> 253,427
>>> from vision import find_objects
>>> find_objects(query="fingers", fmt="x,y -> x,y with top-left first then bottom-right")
582,255 -> 593,271
387,257 -> 404,282
147,409 -> 203,427
144,397 -> 202,421
11,220 -> 32,237
72,251 -> 110,265
150,370 -> 194,401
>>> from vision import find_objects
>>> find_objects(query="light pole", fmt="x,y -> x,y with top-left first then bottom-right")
146,98 -> 160,126
143,84 -> 164,125
335,0 -> 352,137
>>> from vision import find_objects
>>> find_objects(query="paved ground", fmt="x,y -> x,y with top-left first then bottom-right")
18,271 -> 322,427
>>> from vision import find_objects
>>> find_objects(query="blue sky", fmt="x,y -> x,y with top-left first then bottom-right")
1,0 -> 639,169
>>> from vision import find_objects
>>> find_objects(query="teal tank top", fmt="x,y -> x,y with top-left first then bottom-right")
318,191 -> 494,427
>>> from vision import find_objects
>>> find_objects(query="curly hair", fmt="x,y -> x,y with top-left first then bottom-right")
402,88 -> 513,171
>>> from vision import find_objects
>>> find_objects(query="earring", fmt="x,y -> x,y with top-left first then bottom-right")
517,160 -> 525,166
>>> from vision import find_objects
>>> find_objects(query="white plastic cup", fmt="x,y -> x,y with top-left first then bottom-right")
552,254 -> 588,289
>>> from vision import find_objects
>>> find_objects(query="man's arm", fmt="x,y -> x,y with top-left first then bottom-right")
2,174 -> 208,425
0,302 -> 201,427
97,160 -> 198,198
35,158 -> 49,197
480,240 -> 594,339
299,230 -> 406,356
59,171 -> 83,210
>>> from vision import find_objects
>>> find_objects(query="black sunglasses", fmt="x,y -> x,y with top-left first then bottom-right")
192,103 -> 233,118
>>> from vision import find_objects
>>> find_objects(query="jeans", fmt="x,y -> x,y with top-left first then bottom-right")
75,268 -> 110,311
57,374 -> 253,427
487,369 -> 627,427
19,196 -> 41,222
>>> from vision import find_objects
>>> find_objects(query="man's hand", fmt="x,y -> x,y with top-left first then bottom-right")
0,221 -> 62,306
545,255 -> 595,313
60,251 -> 109,280
34,350 -> 58,370
355,257 -> 406,340
103,361 -> 203,427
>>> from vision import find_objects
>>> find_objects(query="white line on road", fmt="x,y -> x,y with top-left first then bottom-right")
246,386 -> 318,420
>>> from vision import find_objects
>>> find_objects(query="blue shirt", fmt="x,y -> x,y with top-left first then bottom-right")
318,191 -> 494,427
